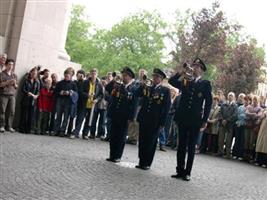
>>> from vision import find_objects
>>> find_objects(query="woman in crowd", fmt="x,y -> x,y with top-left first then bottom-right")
255,108 -> 267,167
202,95 -> 221,154
48,73 -> 58,135
244,96 -> 263,162
19,67 -> 40,133
232,94 -> 247,160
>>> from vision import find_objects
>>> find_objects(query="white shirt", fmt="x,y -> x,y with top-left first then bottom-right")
124,79 -> 134,89
154,83 -> 162,89
195,76 -> 202,82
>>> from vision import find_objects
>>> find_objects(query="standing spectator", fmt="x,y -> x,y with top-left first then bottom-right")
244,96 -> 262,162
39,69 -> 50,88
0,59 -> 18,132
0,53 -> 7,72
19,68 -> 40,133
167,90 -> 181,149
255,109 -> 267,167
65,69 -> 77,132
72,68 -> 102,139
232,94 -> 247,160
106,72 -> 113,83
69,69 -> 86,139
127,68 -> 147,145
48,73 -> 58,135
217,90 -> 226,106
54,69 -> 77,136
36,79 -> 54,135
217,92 -> 238,158
201,95 -> 221,154
259,95 -> 266,109
90,77 -> 108,139
159,87 -> 179,152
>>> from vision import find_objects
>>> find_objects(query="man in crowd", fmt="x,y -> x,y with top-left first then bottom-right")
0,53 -> 7,72
90,76 -> 108,139
127,68 -> 148,145
0,59 -> 17,132
54,69 -> 77,136
135,68 -> 171,170
106,67 -> 137,163
72,68 -> 102,139
169,58 -> 212,181
217,92 -> 238,158
69,69 -> 86,138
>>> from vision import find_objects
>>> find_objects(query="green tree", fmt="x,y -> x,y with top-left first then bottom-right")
66,5 -> 97,68
66,5 -> 166,75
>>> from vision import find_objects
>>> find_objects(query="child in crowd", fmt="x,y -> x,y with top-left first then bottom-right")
37,79 -> 54,135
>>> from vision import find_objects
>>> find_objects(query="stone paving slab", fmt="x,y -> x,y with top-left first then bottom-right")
0,133 -> 266,200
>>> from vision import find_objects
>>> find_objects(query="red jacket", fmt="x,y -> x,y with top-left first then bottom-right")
38,88 -> 54,112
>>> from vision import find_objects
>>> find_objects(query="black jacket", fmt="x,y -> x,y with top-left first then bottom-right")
169,73 -> 212,127
21,79 -> 40,106
54,79 -> 77,100
106,81 -> 137,121
136,84 -> 171,128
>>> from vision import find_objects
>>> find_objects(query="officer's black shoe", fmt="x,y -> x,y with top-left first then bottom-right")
106,158 -> 120,163
113,158 -> 121,163
89,135 -> 95,140
159,146 -> 167,152
126,140 -> 137,145
135,165 -> 150,170
182,175 -> 191,181
171,173 -> 183,179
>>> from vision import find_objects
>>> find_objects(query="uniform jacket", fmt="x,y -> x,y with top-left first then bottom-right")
169,73 -> 212,127
136,84 -> 171,128
106,81 -> 137,121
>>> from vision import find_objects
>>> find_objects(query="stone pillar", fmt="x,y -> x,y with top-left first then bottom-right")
58,0 -> 71,61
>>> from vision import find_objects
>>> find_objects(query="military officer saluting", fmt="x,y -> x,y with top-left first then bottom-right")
169,58 -> 212,181
135,68 -> 171,170
106,67 -> 137,163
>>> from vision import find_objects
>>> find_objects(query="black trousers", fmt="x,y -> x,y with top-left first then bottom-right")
138,123 -> 160,167
232,126 -> 245,158
109,118 -> 128,160
176,123 -> 200,176
19,105 -> 35,133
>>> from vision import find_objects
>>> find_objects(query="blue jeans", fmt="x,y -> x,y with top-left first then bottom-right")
90,108 -> 106,137
54,98 -> 71,134
159,128 -> 167,145
73,107 -> 87,137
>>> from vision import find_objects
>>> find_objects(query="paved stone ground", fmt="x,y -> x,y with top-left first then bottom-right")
0,132 -> 266,200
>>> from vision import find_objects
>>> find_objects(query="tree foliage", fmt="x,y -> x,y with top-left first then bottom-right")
168,2 -> 265,93
66,5 -> 166,75
66,3 -> 266,94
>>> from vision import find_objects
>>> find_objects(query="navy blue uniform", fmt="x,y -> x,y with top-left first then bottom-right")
106,81 -> 137,160
169,73 -> 212,176
136,84 -> 171,167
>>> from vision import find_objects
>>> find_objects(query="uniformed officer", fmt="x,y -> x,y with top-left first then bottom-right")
106,67 -> 137,163
135,68 -> 171,170
169,58 -> 212,181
